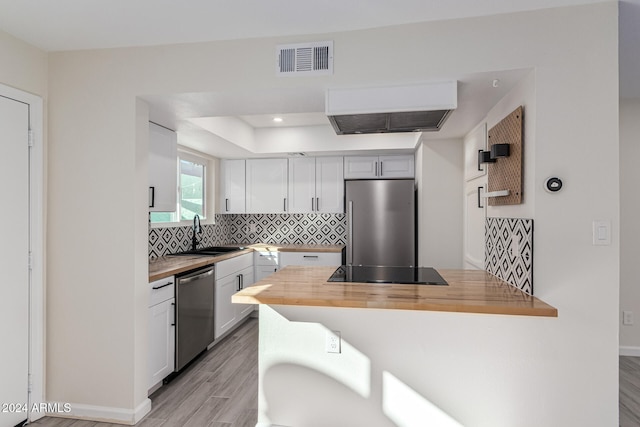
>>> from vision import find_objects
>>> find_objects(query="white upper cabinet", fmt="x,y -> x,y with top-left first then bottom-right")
344,155 -> 414,179
288,157 -> 344,213
288,157 -> 316,213
343,156 -> 379,179
148,122 -> 177,212
378,155 -> 414,178
315,157 -> 344,213
246,158 -> 288,213
220,159 -> 246,213
464,122 -> 488,182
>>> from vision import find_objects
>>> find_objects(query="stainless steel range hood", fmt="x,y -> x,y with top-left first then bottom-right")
325,81 -> 457,135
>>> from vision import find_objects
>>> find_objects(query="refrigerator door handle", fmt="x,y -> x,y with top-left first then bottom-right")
347,200 -> 354,264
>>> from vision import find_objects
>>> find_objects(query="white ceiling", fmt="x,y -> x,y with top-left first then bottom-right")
0,0 -> 636,156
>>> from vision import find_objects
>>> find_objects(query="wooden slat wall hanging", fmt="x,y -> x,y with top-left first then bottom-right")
487,106 -> 523,206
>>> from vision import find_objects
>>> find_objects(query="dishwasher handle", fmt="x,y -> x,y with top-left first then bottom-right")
178,268 -> 213,285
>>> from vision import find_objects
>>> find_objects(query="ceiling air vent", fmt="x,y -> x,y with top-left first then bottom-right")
277,41 -> 333,76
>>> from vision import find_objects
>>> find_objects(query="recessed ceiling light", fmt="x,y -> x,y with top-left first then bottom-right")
273,117 -> 283,123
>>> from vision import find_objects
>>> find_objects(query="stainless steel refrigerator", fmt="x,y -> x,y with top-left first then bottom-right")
345,179 -> 416,267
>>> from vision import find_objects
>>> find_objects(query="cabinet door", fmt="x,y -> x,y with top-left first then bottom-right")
149,122 -> 177,212
256,265 -> 279,282
315,157 -> 344,213
464,122 -> 488,181
236,266 -> 255,319
463,178 -> 487,269
379,155 -> 414,178
246,159 -> 288,213
288,157 -> 316,213
148,298 -> 175,390
280,251 -> 342,267
220,159 -> 246,213
344,156 -> 379,179
215,274 -> 239,339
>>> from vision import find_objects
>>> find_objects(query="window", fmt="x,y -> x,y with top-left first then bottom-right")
150,153 -> 208,224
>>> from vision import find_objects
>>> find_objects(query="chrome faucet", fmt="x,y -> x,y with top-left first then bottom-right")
191,214 -> 201,251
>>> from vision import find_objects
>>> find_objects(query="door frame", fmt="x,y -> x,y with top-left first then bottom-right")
0,83 -> 45,422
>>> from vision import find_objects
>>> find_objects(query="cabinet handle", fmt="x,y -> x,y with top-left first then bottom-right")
149,186 -> 155,208
477,186 -> 484,209
237,274 -> 241,291
312,198 -> 315,211
284,198 -> 287,212
225,198 -> 229,212
303,255 -> 319,259
477,150 -> 484,172
316,197 -> 320,211
240,273 -> 244,289
380,161 -> 383,176
152,281 -> 173,290
375,161 -> 378,177
171,302 -> 176,326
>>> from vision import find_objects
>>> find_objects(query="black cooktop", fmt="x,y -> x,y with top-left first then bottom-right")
327,265 -> 448,285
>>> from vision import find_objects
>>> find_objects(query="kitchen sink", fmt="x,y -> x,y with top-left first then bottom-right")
171,246 -> 246,256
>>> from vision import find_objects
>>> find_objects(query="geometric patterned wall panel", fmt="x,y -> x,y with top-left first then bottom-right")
148,213 -> 346,260
148,214 -> 232,260
226,213 -> 346,246
485,217 -> 534,295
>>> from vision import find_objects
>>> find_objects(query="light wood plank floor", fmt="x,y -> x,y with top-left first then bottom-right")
26,329 -> 640,426
29,318 -> 258,427
621,356 -> 640,427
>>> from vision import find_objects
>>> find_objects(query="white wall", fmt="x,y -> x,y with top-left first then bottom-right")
43,1 -> 618,424
417,138 -> 463,268
257,3 -> 619,427
620,98 -> 640,353
0,29 -> 47,97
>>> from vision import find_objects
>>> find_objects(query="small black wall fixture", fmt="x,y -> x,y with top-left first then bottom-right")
478,149 -> 496,169
490,143 -> 510,159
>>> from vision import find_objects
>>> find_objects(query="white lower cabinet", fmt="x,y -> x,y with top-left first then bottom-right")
215,253 -> 255,339
148,276 -> 175,392
254,251 -> 279,281
279,251 -> 342,267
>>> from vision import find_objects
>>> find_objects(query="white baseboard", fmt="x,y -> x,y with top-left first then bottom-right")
620,346 -> 640,357
44,398 -> 151,425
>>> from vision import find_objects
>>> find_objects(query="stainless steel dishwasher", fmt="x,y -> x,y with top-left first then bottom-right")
175,265 -> 215,371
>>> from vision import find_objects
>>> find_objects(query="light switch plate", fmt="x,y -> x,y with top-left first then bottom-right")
592,220 -> 611,246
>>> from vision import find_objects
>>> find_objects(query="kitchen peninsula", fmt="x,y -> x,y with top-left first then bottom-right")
234,265 -> 557,427
231,265 -> 557,317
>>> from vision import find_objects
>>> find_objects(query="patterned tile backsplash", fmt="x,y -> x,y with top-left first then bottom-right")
227,213 -> 346,245
485,217 -> 534,295
149,213 -> 346,259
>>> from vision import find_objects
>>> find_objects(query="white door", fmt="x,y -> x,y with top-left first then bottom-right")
0,95 -> 30,427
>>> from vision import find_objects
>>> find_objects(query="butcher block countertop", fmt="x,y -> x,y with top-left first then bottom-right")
231,266 -> 558,317
148,244 -> 344,282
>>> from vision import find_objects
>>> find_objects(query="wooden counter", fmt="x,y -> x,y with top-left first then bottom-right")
148,244 -> 344,282
231,266 -> 558,317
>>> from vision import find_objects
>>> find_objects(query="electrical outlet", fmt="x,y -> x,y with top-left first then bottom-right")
624,311 -> 634,325
326,330 -> 341,354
